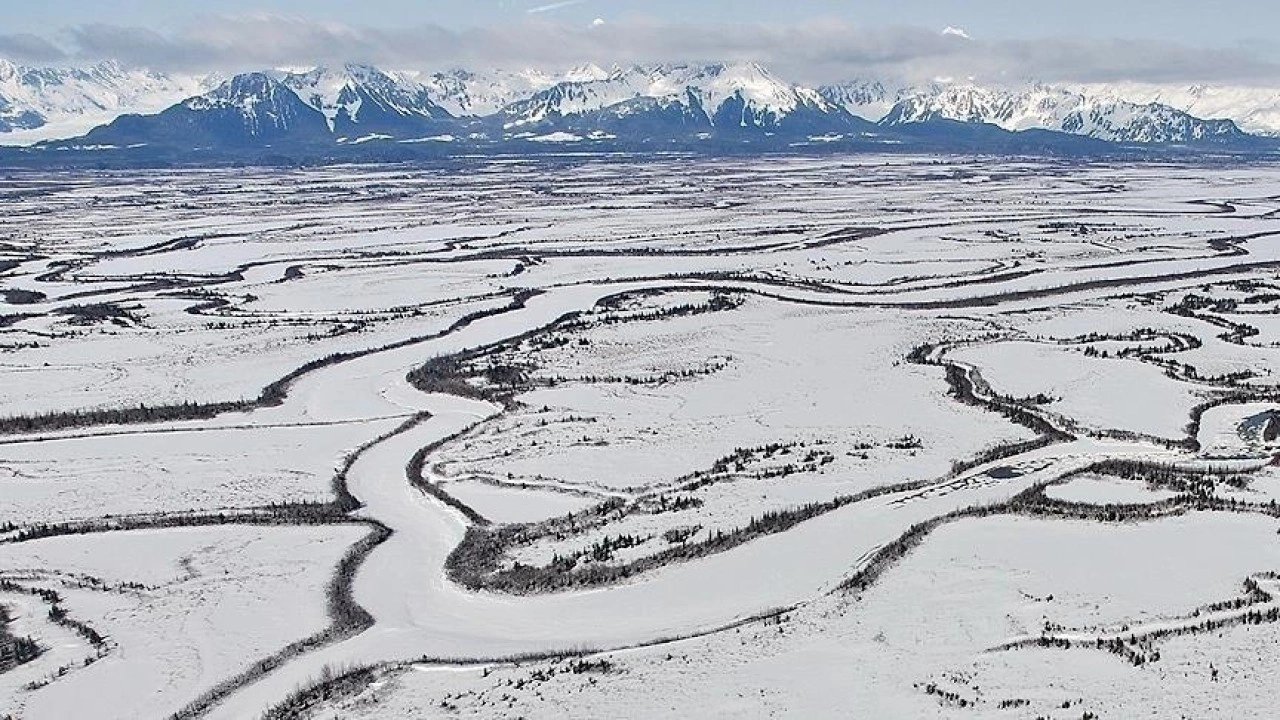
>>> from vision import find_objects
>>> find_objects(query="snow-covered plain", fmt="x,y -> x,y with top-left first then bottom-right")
0,525 -> 362,720
3,156 -> 1280,719
306,513 -> 1280,720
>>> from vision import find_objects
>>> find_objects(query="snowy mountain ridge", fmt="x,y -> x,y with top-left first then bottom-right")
0,59 -> 215,144
274,64 -> 452,135
495,62 -> 848,132
5,57 -> 1280,152
840,83 -> 1247,143
1073,82 -> 1280,140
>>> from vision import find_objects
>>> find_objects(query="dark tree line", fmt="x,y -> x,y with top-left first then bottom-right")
168,519 -> 392,720
909,341 -> 1073,442
9,503 -> 346,544
0,577 -> 107,685
408,290 -> 744,404
0,605 -> 41,674
0,289 -> 540,435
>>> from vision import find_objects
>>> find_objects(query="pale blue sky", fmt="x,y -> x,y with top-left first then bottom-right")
3,0 -> 1278,83
7,0 -> 1277,50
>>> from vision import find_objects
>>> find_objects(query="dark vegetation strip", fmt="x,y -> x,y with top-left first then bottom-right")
562,230 -> 1280,312
0,603 -> 41,674
17,438 -> 377,540
0,577 -> 110,685
257,604 -> 800,720
445,482 -> 929,595
333,413 -> 431,512
993,574 -> 1280,668
934,326 -> 1280,453
1030,312 -> 1280,451
167,520 -> 392,720
6,504 -> 349,544
0,313 -> 37,328
406,424 -> 493,526
0,290 -> 540,435
0,414 -> 414,449
166,402 -> 434,718
1,403 -> 429,713
578,242 -> 1276,315
890,250 -> 1280,310
838,505 -> 998,594
986,459 -> 1280,668
839,458 -> 1256,595
1,289 -> 45,304
907,341 -> 1074,441
405,288 -> 743,405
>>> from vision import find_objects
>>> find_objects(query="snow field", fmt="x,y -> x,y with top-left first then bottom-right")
0,525 -> 364,720
3,159 -> 1280,719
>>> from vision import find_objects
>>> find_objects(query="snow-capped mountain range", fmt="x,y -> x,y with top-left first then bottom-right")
3,58 -> 1280,156
0,59 -> 215,143
493,63 -> 822,126
834,82 -> 1246,144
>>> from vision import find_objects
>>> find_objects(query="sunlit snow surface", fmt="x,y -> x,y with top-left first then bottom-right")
3,156 -> 1280,719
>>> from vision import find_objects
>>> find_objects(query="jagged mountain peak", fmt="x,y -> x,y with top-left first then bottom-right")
699,60 -> 771,77
688,61 -> 808,110
284,62 -> 402,86
0,58 -> 23,83
421,67 -> 565,117
275,64 -> 452,135
563,63 -> 613,83
189,72 -> 290,110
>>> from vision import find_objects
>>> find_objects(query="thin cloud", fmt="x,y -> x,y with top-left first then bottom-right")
527,0 -> 588,14
12,15 -> 1280,87
0,33 -> 68,63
